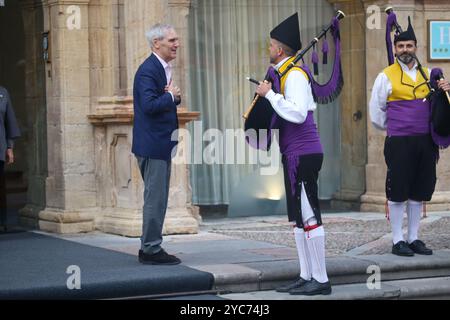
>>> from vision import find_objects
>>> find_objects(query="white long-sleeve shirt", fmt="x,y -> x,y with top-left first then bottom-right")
264,57 -> 317,124
369,59 -> 430,130
154,52 -> 174,102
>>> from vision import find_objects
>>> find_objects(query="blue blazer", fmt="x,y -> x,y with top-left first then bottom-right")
0,86 -> 21,162
132,54 -> 180,160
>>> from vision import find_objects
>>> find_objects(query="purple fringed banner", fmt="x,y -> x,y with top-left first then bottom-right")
386,12 -> 397,66
430,68 -> 444,90
303,17 -> 343,105
429,68 -> 450,149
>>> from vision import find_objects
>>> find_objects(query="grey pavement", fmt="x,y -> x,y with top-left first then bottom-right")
26,210 -> 450,300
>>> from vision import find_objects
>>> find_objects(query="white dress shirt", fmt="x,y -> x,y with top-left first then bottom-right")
264,57 -> 317,124
369,59 -> 430,130
154,52 -> 174,102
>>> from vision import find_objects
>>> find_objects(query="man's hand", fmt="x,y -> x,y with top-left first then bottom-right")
255,80 -> 272,97
166,80 -> 181,103
6,149 -> 14,165
437,79 -> 450,92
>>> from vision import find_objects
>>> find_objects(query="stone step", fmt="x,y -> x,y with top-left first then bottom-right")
219,276 -> 450,300
198,250 -> 450,293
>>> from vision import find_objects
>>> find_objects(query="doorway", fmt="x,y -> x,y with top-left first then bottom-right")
0,0 -> 47,230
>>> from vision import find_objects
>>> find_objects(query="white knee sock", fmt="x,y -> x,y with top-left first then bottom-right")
299,183 -> 327,283
305,226 -> 329,283
407,200 -> 422,244
294,227 -> 312,281
300,182 -> 315,222
388,201 -> 406,245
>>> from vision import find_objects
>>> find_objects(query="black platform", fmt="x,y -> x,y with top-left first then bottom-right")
0,232 -> 214,300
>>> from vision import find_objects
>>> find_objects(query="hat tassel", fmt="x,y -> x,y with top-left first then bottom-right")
312,44 -> 319,76
322,35 -> 329,65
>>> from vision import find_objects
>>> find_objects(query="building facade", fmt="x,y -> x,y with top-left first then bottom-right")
1,0 -> 449,236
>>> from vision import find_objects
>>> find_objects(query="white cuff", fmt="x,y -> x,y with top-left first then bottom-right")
265,89 -> 276,100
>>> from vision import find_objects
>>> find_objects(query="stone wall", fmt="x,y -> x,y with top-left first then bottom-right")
10,0 -> 450,235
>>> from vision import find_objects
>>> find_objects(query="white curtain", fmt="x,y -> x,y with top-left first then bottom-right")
188,0 -> 340,205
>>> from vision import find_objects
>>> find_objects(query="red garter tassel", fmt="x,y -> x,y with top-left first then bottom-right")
304,224 -> 320,239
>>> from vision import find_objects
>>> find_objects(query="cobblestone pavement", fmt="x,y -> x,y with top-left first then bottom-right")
209,213 -> 450,257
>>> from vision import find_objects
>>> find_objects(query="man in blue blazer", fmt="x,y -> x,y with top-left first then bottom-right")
0,86 -> 20,175
0,86 -> 21,230
132,24 -> 181,265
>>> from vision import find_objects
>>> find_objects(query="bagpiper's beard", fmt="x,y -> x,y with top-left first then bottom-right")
397,53 -> 415,65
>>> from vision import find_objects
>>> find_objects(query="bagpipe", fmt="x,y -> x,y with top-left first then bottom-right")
385,7 -> 450,138
243,10 -> 345,150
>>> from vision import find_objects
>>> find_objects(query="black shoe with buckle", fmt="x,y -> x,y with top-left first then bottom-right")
289,278 -> 332,296
275,277 -> 309,293
408,240 -> 433,255
392,241 -> 415,257
138,249 -> 181,265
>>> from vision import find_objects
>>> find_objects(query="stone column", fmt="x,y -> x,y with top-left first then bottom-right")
88,100 -> 200,236
164,0 -> 201,233
88,97 -> 143,236
167,0 -> 191,106
89,0 -> 200,236
327,0 -> 368,211
164,111 -> 200,234
360,0 -> 450,211
36,0 -> 97,233
15,0 -> 48,227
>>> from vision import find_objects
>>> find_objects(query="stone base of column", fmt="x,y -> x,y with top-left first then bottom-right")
96,207 -> 199,237
331,190 -> 363,211
37,208 -> 96,234
360,193 -> 386,212
361,191 -> 450,212
189,205 -> 202,223
97,209 -> 142,237
163,207 -> 199,235
18,204 -> 42,228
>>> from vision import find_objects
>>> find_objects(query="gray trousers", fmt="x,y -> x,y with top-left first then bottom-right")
136,157 -> 171,254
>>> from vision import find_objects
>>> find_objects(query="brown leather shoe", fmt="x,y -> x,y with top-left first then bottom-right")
138,249 -> 181,265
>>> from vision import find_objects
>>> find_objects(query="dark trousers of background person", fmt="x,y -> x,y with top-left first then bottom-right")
0,160 -> 6,227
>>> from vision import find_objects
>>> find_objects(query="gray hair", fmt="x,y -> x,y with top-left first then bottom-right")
145,23 -> 175,49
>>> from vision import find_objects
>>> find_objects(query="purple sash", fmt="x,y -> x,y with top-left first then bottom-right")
387,99 -> 430,136
278,111 -> 323,195
387,98 -> 450,150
